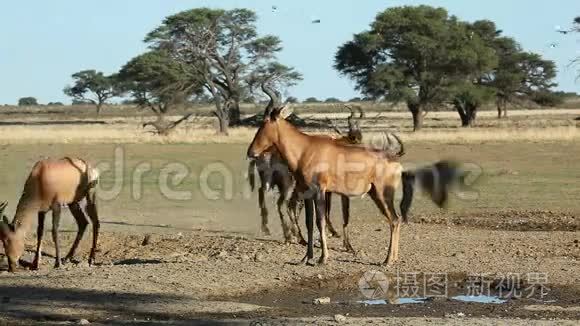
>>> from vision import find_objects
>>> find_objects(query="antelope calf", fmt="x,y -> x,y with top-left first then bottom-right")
0,157 -> 100,272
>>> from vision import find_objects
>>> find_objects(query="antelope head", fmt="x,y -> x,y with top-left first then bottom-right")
375,132 -> 405,158
247,83 -> 293,159
0,202 -> 22,272
345,105 -> 363,144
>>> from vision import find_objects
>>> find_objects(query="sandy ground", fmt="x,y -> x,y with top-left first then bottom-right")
0,210 -> 578,325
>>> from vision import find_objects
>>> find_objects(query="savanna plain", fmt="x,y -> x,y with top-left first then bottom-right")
0,107 -> 579,325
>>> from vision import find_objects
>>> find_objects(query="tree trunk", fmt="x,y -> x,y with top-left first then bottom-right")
228,97 -> 241,126
408,102 -> 424,131
217,114 -> 229,135
496,98 -> 507,119
457,102 -> 477,127
96,103 -> 102,116
211,94 -> 230,135
468,107 -> 477,126
457,103 -> 469,127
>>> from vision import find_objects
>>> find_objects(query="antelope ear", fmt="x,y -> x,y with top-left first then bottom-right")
0,220 -> 9,239
279,104 -> 294,119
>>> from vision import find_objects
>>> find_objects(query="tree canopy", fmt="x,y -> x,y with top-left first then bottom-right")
144,8 -> 301,134
335,5 -> 559,129
335,6 -> 498,130
18,97 -> 38,106
63,70 -> 118,115
116,49 -> 204,135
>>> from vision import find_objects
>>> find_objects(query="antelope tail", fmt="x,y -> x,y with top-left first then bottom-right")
248,160 -> 257,192
400,171 -> 415,223
87,164 -> 100,188
400,160 -> 467,223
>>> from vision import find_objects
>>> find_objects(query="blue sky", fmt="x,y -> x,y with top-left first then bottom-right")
0,0 -> 579,104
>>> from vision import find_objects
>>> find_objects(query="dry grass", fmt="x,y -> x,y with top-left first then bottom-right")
0,123 -> 577,145
379,126 -> 579,143
0,107 -> 578,145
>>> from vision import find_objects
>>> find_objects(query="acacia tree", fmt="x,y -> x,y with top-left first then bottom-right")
64,70 -> 117,115
445,20 -> 498,127
116,50 -> 203,135
495,49 -> 557,117
473,24 -> 558,118
335,6 -> 496,131
18,97 -> 38,106
144,8 -> 301,134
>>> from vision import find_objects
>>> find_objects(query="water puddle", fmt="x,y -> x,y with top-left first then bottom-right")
358,298 -> 429,305
355,295 -> 506,305
451,295 -> 507,304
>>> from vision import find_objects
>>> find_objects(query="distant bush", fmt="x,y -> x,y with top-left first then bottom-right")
286,96 -> 299,103
303,97 -> 320,103
72,99 -> 92,105
324,97 -> 341,103
532,91 -> 565,107
18,97 -> 38,106
47,101 -> 64,106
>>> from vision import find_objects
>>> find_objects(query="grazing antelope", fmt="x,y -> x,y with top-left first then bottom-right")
0,157 -> 100,272
247,104 -> 468,266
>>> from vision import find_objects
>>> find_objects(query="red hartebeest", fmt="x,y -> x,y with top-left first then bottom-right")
247,87 -> 403,250
247,105 -> 467,266
0,157 -> 100,272
247,104 -> 371,244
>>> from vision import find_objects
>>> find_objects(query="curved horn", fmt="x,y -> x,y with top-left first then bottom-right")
357,106 -> 364,119
388,132 -> 405,157
344,105 -> 358,132
261,82 -> 280,118
279,103 -> 294,119
325,118 -> 343,136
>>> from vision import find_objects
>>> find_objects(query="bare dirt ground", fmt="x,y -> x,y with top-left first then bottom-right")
0,216 -> 578,325
0,133 -> 579,324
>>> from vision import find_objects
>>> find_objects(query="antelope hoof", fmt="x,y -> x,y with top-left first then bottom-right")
31,259 -> 40,271
283,233 -> 294,244
317,256 -> 328,266
381,258 -> 394,267
301,255 -> 315,266
330,231 -> 341,238
261,226 -> 271,236
54,260 -> 62,268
